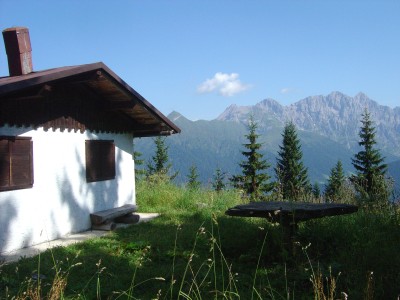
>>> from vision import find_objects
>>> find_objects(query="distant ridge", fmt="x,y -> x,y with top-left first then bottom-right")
134,92 -> 400,192
217,91 -> 400,156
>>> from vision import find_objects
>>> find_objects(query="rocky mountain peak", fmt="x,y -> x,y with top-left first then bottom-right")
256,98 -> 283,113
216,92 -> 400,156
216,103 -> 251,122
168,111 -> 185,122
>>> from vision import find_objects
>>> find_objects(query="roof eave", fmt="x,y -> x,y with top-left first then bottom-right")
0,62 -> 181,136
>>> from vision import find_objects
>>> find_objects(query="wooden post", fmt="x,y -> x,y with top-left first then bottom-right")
114,213 -> 140,224
280,214 -> 298,257
92,222 -> 116,231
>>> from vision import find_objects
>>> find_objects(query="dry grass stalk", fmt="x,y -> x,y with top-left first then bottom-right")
311,267 -> 338,300
364,271 -> 374,300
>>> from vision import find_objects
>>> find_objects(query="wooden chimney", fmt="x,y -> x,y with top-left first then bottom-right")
2,27 -> 33,76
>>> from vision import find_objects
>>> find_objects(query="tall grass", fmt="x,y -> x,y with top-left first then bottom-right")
1,179 -> 399,299
300,207 -> 400,299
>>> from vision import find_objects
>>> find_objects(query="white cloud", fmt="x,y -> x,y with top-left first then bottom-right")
197,72 -> 251,97
280,87 -> 293,94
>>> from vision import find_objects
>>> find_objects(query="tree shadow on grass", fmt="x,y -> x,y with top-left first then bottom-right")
299,212 -> 400,299
106,212 -> 292,298
50,210 -> 400,299
1,211 -> 327,299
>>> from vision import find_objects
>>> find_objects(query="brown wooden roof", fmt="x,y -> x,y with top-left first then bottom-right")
0,62 -> 180,137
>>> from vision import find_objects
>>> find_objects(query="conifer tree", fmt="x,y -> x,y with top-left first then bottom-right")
351,109 -> 388,204
275,121 -> 310,200
147,136 -> 177,179
230,117 -> 273,201
133,147 -> 146,181
187,165 -> 201,190
212,168 -> 227,192
312,182 -> 321,199
325,160 -> 346,203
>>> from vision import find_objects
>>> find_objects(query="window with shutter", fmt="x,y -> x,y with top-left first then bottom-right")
0,136 -> 33,191
85,140 -> 115,182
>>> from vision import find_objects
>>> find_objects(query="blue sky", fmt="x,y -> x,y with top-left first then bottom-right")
0,1 -> 399,120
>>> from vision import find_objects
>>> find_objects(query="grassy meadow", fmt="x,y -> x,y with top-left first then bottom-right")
1,179 -> 400,299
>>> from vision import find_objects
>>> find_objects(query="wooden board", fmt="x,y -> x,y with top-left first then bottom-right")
225,201 -> 358,223
114,213 -> 140,224
92,222 -> 116,231
90,204 -> 138,225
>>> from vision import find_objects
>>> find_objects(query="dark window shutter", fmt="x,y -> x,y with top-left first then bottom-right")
86,140 -> 115,182
0,137 -> 33,191
0,139 -> 10,188
10,139 -> 33,187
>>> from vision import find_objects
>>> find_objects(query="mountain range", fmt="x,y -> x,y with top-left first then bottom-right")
134,92 -> 400,193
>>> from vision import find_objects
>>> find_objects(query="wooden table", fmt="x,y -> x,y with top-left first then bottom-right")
225,201 -> 358,223
225,201 -> 358,252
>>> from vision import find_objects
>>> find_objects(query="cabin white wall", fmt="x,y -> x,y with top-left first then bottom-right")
0,126 -> 136,254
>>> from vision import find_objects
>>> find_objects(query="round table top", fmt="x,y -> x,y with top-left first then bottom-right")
225,201 -> 358,223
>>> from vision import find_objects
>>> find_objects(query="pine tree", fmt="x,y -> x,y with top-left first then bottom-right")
133,149 -> 146,181
230,117 -> 273,201
312,182 -> 321,199
325,160 -> 346,203
147,136 -> 177,180
212,168 -> 226,192
187,165 -> 201,190
275,121 -> 310,201
351,109 -> 388,204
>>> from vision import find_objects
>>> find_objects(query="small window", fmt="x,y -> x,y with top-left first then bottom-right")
85,140 -> 115,182
0,136 -> 34,191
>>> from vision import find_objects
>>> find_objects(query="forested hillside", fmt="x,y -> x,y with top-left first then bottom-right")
134,92 -> 400,193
